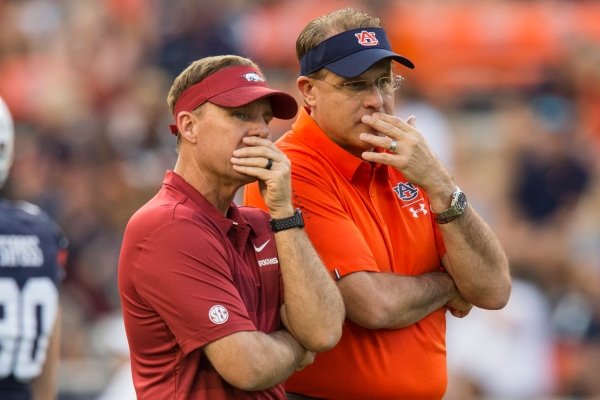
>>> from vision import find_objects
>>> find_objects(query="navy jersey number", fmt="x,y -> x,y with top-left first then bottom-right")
0,276 -> 58,381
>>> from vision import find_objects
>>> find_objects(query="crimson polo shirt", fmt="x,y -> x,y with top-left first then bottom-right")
118,170 -> 284,400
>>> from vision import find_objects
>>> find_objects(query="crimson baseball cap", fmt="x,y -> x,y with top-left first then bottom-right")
300,27 -> 414,78
170,65 -> 297,135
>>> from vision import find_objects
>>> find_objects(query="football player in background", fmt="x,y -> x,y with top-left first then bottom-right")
0,96 -> 68,400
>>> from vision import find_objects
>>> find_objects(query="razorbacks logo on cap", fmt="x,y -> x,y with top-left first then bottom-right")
355,30 -> 379,46
242,72 -> 265,82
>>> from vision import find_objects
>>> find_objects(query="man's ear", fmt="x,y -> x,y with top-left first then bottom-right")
297,76 -> 317,107
176,111 -> 197,144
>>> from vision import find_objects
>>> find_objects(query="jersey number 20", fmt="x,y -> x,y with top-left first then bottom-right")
0,277 -> 58,381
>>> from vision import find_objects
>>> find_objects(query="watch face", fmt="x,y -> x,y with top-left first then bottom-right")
456,192 -> 467,211
435,189 -> 467,224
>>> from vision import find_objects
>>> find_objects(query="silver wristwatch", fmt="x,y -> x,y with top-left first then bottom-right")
432,187 -> 467,224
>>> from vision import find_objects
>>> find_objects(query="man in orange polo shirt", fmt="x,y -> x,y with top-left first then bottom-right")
244,8 -> 511,400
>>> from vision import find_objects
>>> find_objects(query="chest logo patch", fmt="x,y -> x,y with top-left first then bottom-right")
208,305 -> 229,325
409,203 -> 429,218
253,239 -> 270,253
257,257 -> 279,267
392,182 -> 419,202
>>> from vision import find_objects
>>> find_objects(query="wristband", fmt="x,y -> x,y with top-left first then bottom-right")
270,209 -> 305,232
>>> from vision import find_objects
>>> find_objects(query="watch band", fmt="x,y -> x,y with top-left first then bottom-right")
432,187 -> 468,224
269,209 -> 305,232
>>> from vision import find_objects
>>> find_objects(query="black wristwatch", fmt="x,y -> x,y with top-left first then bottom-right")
432,187 -> 468,224
269,209 -> 305,232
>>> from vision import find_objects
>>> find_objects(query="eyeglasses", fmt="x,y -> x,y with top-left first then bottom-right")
316,74 -> 404,94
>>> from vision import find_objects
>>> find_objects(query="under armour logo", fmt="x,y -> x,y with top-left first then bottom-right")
355,30 -> 379,46
409,203 -> 428,218
393,182 -> 419,202
242,72 -> 264,82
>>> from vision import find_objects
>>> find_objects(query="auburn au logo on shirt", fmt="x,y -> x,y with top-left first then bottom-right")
393,182 -> 419,201
392,181 -> 429,219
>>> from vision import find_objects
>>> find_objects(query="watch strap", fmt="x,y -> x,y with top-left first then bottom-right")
269,209 -> 305,232
432,187 -> 467,224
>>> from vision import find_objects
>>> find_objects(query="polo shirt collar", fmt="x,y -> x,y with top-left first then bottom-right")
292,107 -> 376,181
162,171 -> 249,234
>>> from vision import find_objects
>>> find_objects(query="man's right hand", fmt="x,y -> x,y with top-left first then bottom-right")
446,291 -> 473,318
297,350 -> 316,371
231,135 -> 294,218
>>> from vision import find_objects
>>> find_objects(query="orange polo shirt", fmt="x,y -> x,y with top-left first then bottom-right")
244,107 -> 448,400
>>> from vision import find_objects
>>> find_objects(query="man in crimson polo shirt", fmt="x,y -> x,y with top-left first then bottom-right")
118,55 -> 344,400
245,8 -> 512,400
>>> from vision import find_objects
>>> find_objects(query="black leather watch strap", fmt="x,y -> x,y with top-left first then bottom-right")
269,209 -> 305,232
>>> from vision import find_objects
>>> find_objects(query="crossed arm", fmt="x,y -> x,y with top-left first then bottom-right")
204,329 -> 314,391
203,218 -> 344,391
338,270 -> 466,329
273,208 -> 345,352
205,210 -> 345,391
338,202 -> 510,330
436,204 -> 511,310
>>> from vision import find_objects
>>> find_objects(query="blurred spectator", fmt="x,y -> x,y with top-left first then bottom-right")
156,0 -> 244,77
492,68 -> 599,398
395,86 -> 456,172
93,314 -> 135,400
445,279 -> 555,399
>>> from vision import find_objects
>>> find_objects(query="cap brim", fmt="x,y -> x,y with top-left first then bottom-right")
325,48 -> 414,78
209,87 -> 298,120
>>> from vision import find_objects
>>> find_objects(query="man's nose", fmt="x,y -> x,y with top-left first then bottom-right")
363,83 -> 385,109
247,123 -> 270,139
